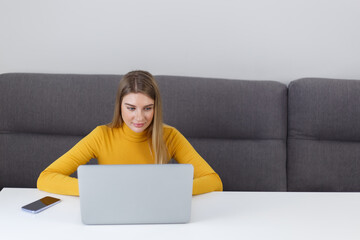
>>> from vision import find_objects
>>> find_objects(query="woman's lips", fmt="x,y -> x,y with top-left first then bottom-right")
133,123 -> 145,128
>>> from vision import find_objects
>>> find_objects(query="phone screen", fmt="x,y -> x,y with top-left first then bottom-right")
21,196 -> 61,214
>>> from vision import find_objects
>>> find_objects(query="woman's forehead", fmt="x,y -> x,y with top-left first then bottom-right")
122,93 -> 154,105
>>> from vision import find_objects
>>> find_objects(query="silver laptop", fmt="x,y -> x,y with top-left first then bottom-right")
77,164 -> 194,225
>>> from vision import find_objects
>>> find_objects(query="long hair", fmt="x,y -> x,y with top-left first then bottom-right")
107,70 -> 168,164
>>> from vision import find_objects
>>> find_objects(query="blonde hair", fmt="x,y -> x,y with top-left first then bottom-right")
107,70 -> 169,164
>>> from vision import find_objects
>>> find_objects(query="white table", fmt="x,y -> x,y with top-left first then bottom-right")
1,188 -> 359,240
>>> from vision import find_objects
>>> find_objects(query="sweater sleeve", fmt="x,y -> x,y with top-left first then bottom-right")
37,126 -> 103,196
166,128 -> 223,195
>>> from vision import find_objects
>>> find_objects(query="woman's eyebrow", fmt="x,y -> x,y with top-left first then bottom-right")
124,103 -> 154,107
124,103 -> 136,107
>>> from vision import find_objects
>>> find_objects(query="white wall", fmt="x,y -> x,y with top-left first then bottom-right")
1,0 -> 360,84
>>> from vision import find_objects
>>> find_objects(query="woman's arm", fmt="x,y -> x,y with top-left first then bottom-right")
37,127 -> 103,196
166,127 -> 223,195
193,173 -> 223,195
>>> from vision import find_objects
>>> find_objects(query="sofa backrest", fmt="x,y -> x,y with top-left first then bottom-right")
287,78 -> 360,191
0,73 -> 120,189
157,76 -> 288,191
0,73 -> 288,191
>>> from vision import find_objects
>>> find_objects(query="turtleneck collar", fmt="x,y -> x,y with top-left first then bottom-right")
121,123 -> 149,142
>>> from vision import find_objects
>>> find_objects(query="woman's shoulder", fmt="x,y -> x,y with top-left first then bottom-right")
163,124 -> 184,138
163,124 -> 177,133
88,125 -> 115,137
96,125 -> 112,131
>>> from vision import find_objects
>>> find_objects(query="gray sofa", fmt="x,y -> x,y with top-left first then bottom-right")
1,73 -> 359,192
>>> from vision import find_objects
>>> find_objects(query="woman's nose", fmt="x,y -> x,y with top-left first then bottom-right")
135,110 -> 144,121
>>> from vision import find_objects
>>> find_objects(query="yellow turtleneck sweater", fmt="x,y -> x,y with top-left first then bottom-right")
37,124 -> 223,196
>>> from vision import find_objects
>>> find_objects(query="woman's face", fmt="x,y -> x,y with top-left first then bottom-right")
121,93 -> 155,133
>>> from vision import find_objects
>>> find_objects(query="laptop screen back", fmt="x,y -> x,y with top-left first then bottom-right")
78,164 -> 194,224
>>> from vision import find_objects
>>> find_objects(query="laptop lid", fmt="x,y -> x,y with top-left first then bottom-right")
78,164 -> 194,225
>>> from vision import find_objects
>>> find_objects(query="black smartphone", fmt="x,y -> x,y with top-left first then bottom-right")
21,196 -> 61,214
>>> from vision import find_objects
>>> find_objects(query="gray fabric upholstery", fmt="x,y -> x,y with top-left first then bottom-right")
288,78 -> 360,191
3,74 -> 359,192
157,76 -> 287,139
189,139 -> 286,191
157,76 -> 288,191
0,133 -> 82,188
0,73 -> 120,135
0,73 -> 288,191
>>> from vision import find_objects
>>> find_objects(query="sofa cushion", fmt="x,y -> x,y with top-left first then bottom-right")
157,76 -> 287,140
157,76 -> 288,191
0,73 -> 120,136
288,78 -> 360,191
0,133 -> 83,188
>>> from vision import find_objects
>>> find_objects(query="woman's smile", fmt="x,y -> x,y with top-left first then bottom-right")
133,123 -> 145,128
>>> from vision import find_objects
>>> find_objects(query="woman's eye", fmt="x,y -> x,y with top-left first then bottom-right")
145,107 -> 153,111
127,107 -> 135,111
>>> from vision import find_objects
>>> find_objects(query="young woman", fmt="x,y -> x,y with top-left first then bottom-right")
37,70 -> 223,196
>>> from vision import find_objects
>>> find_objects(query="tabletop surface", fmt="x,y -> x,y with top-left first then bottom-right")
1,188 -> 360,240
